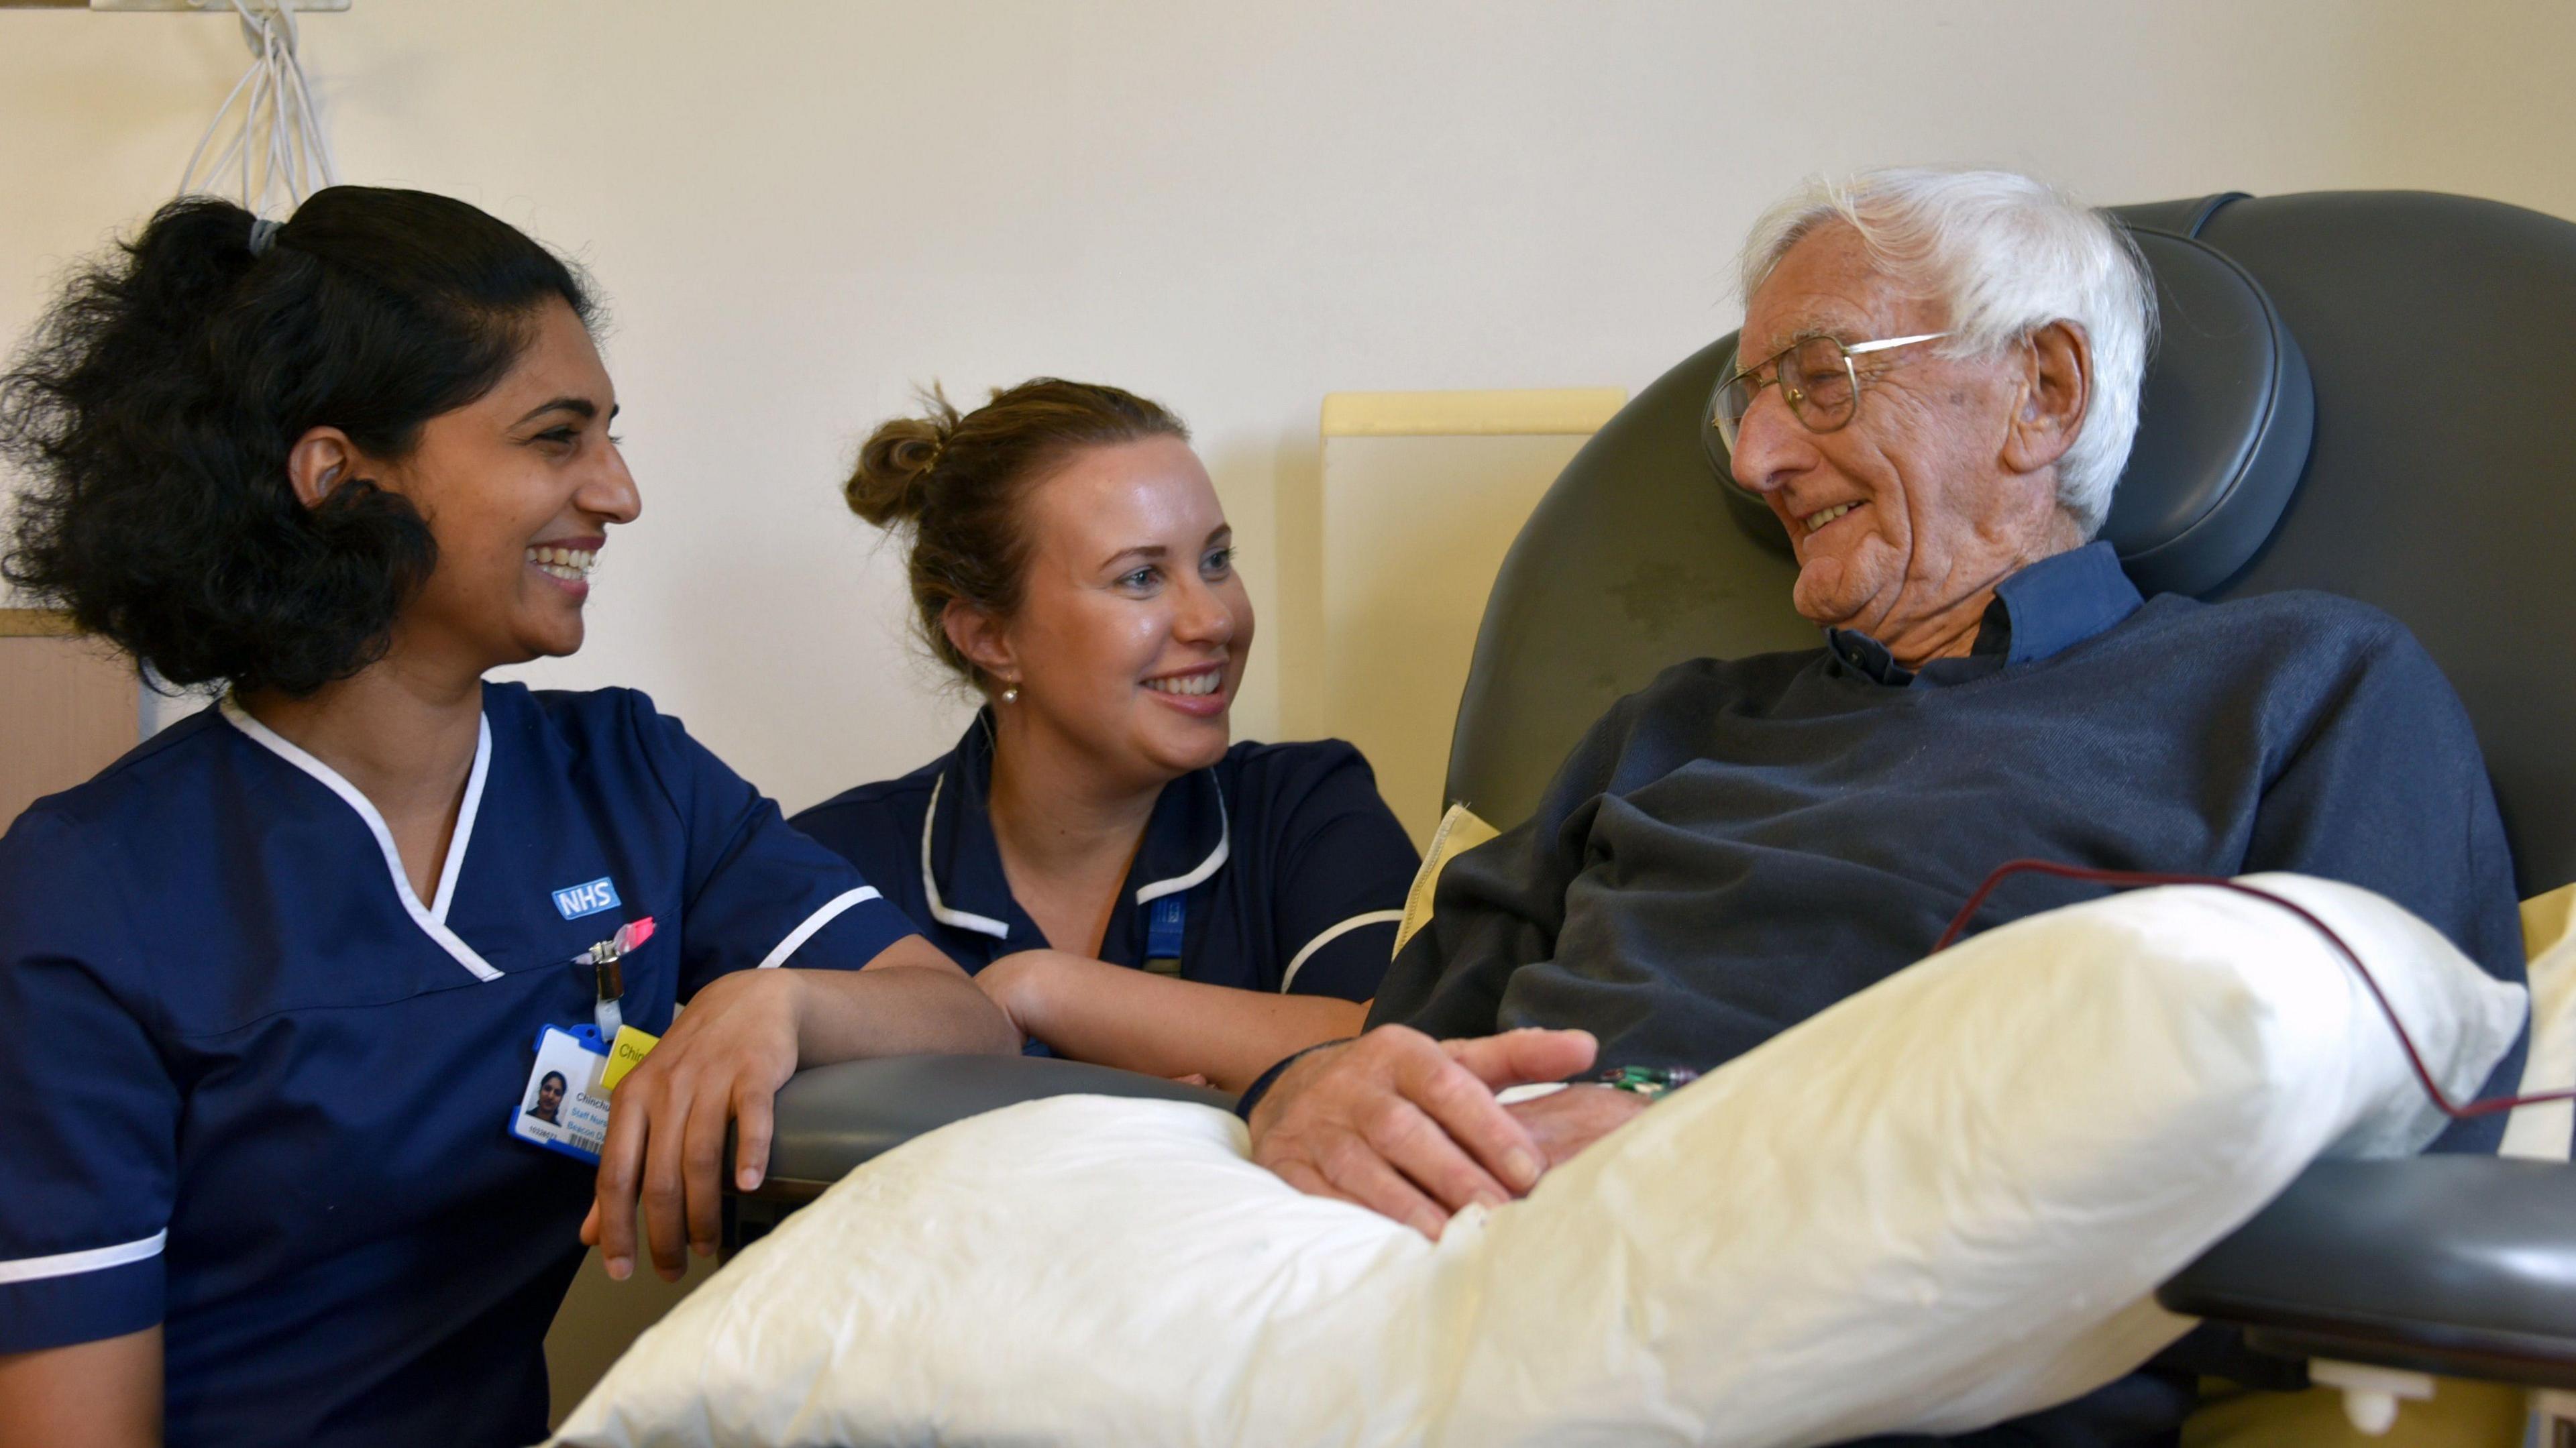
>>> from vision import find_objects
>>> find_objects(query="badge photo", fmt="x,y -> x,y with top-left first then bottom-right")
510,1023 -> 614,1164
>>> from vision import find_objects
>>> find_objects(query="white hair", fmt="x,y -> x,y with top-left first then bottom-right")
1739,167 -> 2155,537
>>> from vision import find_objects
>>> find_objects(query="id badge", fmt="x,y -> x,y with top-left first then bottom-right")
510,1023 -> 614,1164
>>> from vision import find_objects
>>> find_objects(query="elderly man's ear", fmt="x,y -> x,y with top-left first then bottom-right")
1999,320 -> 2093,477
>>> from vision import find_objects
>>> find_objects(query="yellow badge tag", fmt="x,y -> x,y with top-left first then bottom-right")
599,1023 -> 661,1094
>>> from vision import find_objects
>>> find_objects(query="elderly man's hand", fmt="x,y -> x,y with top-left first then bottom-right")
1505,1083 -> 1651,1170
1246,1025 -> 1597,1238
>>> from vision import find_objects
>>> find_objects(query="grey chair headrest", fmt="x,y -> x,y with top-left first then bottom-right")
1703,226 -> 2315,598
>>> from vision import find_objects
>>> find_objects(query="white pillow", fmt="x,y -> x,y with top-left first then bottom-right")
551,875 -> 2524,1448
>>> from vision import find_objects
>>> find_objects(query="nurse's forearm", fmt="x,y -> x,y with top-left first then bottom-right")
994,950 -> 1370,1093
0,1326 -> 161,1448
790,936 -> 1020,1062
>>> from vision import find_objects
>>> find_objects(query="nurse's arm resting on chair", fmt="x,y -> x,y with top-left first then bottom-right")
582,936 -> 1013,1282
973,948 -> 1366,1091
0,944 -> 1021,1439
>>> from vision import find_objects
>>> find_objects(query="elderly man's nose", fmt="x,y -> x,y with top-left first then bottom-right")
1729,391 -> 1803,492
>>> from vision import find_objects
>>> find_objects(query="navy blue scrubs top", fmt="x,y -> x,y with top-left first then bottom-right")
0,683 -> 917,1448
792,716 -> 1420,1000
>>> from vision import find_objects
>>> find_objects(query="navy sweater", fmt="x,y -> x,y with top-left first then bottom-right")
1377,560 -> 2527,1136
1368,546 -> 2528,1447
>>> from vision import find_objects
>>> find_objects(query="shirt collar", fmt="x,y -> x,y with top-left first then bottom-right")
1982,540 -> 2144,665
1132,763 -> 1230,906
1823,541 -> 2143,687
918,716 -> 1018,940
919,712 -> 1231,944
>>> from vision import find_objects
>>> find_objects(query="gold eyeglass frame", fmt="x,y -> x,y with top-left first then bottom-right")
1712,331 -> 1951,453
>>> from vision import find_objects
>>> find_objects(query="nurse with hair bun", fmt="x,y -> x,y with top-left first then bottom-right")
0,188 -> 1014,1448
793,379 -> 1421,1093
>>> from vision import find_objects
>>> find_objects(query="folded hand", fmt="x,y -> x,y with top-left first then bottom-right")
1247,1025 -> 1598,1237
581,968 -> 803,1281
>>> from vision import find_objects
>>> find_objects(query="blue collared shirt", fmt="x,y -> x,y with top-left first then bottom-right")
1822,540 -> 2145,686
792,716 -> 1421,1001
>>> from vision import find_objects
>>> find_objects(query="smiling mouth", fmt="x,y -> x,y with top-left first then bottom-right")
1802,502 -> 1864,534
527,545 -> 596,582
1144,671 -> 1223,698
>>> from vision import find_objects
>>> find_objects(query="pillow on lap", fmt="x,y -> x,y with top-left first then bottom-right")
552,875 -> 2524,1448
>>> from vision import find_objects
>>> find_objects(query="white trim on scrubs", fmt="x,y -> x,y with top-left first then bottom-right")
1281,909 -> 1409,993
220,695 -> 504,981
793,713 -> 1421,1001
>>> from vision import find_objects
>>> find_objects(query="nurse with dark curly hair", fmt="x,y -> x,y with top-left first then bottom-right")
0,188 -> 1015,1448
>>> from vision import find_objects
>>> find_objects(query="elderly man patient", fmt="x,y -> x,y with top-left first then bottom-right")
1244,168 -> 2528,1445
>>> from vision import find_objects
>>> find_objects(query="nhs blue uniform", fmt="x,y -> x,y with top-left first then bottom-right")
0,683 -> 918,1448
792,716 -> 1420,1000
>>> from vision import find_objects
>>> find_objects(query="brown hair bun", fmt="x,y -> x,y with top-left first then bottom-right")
843,386 -> 963,526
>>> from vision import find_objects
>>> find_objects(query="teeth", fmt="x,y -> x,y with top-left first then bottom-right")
1804,502 -> 1857,533
1145,672 -> 1221,698
526,546 -> 597,581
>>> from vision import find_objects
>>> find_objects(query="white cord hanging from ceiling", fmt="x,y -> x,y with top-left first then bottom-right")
178,0 -> 339,217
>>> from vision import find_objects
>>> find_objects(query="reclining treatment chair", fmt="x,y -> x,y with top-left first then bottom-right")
735,189 -> 2576,1416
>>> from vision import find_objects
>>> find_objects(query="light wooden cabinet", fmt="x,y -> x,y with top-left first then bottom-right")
1283,390 -> 1622,848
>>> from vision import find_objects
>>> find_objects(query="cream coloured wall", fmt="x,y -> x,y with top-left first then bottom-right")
7,1 -> 2576,814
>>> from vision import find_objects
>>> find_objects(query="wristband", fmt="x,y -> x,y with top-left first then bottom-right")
1234,1038 -> 1347,1122
1590,1064 -> 1699,1101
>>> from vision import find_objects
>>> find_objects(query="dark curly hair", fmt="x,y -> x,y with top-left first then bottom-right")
0,187 -> 596,697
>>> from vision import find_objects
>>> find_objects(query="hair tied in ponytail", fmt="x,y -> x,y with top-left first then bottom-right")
248,217 -> 282,257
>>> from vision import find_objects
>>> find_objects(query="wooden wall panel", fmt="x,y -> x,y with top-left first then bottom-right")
1,610 -> 140,828
1287,390 -> 1623,848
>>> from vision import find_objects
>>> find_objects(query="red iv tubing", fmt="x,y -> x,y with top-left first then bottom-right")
1935,860 -> 2575,1122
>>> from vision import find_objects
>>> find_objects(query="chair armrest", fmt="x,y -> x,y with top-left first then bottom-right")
737,1054 -> 1234,1203
2157,1156 -> 2576,1388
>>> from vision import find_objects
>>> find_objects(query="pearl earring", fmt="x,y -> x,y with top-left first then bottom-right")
1000,685 -> 1019,704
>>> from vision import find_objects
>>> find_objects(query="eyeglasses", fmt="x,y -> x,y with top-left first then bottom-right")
1711,331 -> 1949,453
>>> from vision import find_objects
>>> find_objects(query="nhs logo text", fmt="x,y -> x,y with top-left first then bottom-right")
552,878 -> 621,921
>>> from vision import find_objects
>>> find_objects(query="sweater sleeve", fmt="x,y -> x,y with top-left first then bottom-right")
2239,616 -> 2527,1152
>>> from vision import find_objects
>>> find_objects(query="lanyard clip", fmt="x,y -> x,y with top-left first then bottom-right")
572,917 -> 655,1041
1142,895 -> 1187,977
